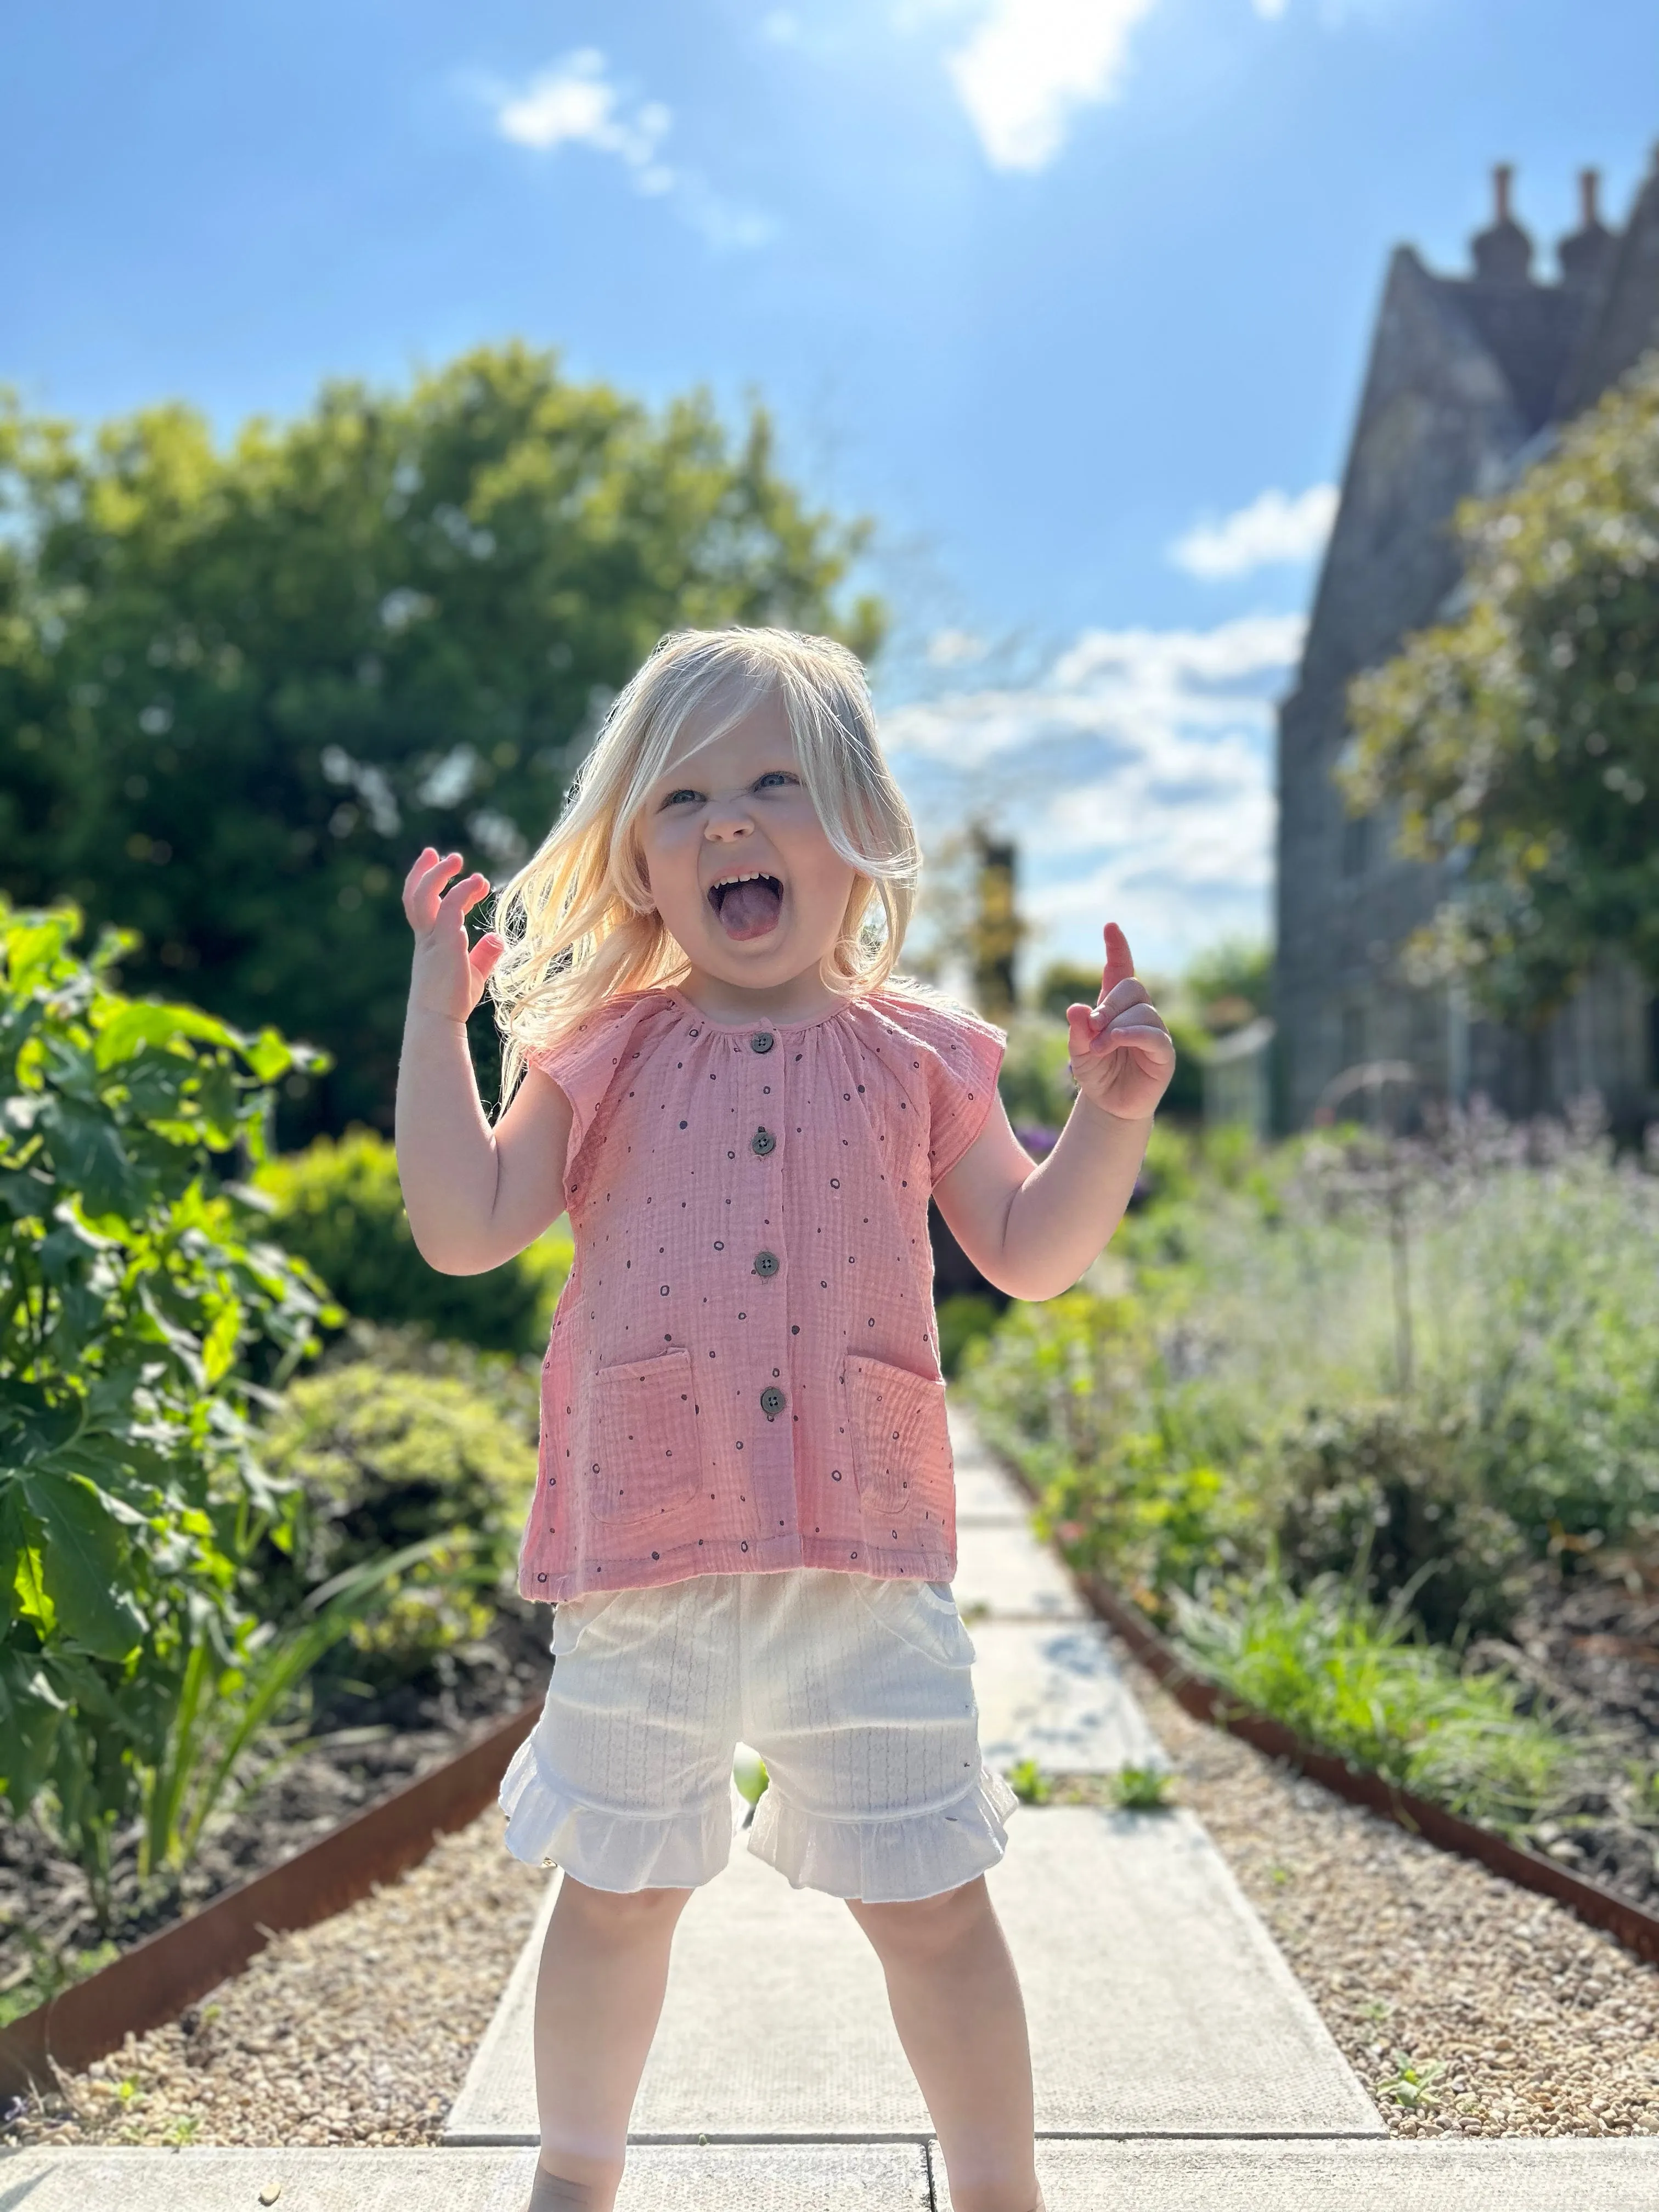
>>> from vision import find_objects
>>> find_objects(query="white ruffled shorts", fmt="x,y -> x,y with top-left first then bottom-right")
499,1567 -> 1018,1904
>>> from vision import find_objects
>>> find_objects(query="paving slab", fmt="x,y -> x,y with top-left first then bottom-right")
447,1842 -> 929,2144
991,1808 -> 1381,2137
946,1406 -> 1029,1522
937,2136 -> 1659,2211
0,2143 -> 930,2210
953,1519 -> 1086,1620
970,1616 -> 1166,1773
447,1808 -> 1378,2145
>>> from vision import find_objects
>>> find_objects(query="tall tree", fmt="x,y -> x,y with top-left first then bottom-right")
1340,356 -> 1659,1031
0,347 -> 883,1142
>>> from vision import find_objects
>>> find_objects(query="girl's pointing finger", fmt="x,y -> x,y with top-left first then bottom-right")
1100,921 -> 1136,998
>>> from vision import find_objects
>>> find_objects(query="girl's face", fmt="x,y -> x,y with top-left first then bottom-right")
634,692 -> 857,995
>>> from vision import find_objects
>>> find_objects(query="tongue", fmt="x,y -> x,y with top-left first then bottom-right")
719,879 -> 782,939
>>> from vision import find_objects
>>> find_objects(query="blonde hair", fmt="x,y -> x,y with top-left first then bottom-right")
487,627 -> 922,1113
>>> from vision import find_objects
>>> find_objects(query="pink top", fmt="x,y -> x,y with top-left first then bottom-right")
517,984 -> 1007,1601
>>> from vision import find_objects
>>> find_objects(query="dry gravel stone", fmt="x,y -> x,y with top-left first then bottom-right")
5,1809 -> 546,2151
1120,1651 -> 1659,2138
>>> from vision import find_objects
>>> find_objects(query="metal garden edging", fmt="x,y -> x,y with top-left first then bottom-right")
0,1695 -> 542,2098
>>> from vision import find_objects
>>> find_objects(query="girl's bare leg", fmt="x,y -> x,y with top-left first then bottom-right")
848,1877 -> 1043,2212
526,1874 -> 694,2212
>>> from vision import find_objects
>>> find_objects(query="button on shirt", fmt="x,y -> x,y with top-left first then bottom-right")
520,984 -> 1007,1600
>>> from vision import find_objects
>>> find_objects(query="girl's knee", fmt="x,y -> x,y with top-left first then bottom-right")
555,1875 -> 693,1938
849,1875 -> 994,1961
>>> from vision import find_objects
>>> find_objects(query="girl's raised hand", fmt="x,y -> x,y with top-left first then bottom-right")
402,848 -> 505,1025
1064,922 -> 1176,1123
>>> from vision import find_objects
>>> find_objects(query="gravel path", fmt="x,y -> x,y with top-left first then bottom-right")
1120,1653 -> 1659,2139
4,1813 -> 546,2151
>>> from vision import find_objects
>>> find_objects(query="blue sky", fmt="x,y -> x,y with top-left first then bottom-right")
7,1 -> 1658,981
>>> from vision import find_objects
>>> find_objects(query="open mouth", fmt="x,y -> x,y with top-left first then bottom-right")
708,869 -> 785,941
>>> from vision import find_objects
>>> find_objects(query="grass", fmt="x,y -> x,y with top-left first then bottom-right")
1168,1576 -> 1587,1839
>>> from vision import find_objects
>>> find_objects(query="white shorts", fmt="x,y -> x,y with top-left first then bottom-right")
499,1568 -> 1018,1904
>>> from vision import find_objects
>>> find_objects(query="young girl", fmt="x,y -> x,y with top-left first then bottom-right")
394,627 -> 1174,2212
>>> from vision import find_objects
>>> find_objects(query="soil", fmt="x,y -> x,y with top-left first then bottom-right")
1462,1549 -> 1659,1909
1,1604 -> 552,2021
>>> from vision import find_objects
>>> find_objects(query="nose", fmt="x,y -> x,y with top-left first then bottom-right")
703,805 -> 754,841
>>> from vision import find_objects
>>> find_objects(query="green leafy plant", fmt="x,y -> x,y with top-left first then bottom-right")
0,900 -> 340,1922
253,1126 -> 572,1356
1109,1764 -> 1175,1812
137,1530 -> 455,1878
1376,2050 -> 1448,2112
1005,1758 -> 1052,1805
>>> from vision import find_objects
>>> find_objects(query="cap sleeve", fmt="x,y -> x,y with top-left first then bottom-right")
882,993 -> 1008,1183
524,991 -> 667,1206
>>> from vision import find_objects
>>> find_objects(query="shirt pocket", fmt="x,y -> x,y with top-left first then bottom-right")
592,1348 -> 703,1523
845,1354 -> 953,1531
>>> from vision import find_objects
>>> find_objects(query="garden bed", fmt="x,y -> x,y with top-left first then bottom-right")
2,1607 -> 551,2029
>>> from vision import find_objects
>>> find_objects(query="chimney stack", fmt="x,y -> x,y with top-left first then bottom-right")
1471,161 -> 1533,283
1559,162 -> 1615,292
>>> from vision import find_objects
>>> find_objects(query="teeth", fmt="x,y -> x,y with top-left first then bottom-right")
709,870 -> 776,891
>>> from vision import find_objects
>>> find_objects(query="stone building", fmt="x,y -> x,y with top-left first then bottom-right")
1274,153 -> 1659,1131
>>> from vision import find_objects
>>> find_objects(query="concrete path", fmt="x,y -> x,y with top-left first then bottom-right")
9,2138 -> 1659,2209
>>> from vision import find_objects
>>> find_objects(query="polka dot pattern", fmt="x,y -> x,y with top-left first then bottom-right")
518,984 -> 1007,1601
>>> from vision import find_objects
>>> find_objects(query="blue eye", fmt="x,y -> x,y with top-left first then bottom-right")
755,771 -> 798,790
662,788 -> 700,806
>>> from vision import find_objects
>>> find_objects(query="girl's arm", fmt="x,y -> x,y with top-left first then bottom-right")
933,923 -> 1175,1304
395,848 -> 574,1276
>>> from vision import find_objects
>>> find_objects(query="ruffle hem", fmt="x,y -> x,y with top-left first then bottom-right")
498,1733 -> 733,1892
747,1760 -> 1018,1903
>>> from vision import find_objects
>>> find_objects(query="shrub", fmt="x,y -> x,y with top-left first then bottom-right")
254,1124 -> 572,1356
960,1293 -> 1258,1618
936,1292 -> 1000,1378
255,1358 -> 539,1681
1274,1402 -> 1531,1643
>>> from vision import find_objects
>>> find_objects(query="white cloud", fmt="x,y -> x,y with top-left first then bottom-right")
1169,484 -> 1339,578
883,612 -> 1304,972
945,0 -> 1161,171
926,627 -> 990,667
490,51 -> 774,249
1252,0 -> 1289,16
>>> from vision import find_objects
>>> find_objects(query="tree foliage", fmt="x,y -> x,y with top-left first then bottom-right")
0,900 -> 341,1914
1340,356 -> 1659,1028
0,347 -> 883,1141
